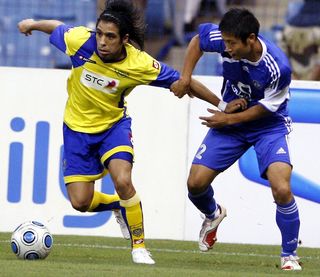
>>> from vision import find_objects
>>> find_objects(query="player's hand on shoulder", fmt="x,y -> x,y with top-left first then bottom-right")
225,98 -> 247,113
18,18 -> 35,36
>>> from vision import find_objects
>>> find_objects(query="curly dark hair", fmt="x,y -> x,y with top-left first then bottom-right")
97,0 -> 146,50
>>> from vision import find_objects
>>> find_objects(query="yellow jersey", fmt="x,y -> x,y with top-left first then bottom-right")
50,25 -> 179,133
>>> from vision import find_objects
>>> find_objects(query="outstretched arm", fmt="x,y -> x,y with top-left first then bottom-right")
18,19 -> 63,36
189,78 -> 247,112
172,35 -> 203,98
170,78 -> 247,113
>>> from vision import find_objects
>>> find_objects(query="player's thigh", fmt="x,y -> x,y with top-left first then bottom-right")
192,128 -> 249,172
254,132 -> 292,179
100,117 -> 134,166
63,123 -> 105,183
67,181 -> 95,209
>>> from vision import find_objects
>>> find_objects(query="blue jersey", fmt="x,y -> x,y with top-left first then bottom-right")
198,23 -> 292,131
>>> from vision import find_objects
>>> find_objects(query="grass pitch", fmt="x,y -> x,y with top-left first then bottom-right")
0,232 -> 319,276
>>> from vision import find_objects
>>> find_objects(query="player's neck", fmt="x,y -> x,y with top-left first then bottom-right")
117,46 -> 127,61
247,39 -> 263,62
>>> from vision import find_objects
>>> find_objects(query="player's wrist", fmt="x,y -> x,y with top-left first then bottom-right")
218,100 -> 227,111
179,75 -> 191,86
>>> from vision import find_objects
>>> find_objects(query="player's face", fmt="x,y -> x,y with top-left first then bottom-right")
221,32 -> 254,60
96,20 -> 129,62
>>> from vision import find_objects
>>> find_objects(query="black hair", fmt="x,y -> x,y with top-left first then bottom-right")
219,8 -> 260,43
97,0 -> 146,50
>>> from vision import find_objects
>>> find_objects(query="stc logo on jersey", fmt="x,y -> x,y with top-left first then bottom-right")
80,69 -> 119,93
4,88 -> 320,229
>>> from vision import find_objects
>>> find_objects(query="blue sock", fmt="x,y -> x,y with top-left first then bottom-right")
276,198 -> 300,256
188,185 -> 217,219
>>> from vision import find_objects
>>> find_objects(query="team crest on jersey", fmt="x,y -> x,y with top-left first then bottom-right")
81,69 -> 120,93
253,80 -> 262,89
152,60 -> 160,70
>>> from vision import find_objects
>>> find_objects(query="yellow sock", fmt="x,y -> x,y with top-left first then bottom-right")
120,194 -> 145,249
88,191 -> 120,212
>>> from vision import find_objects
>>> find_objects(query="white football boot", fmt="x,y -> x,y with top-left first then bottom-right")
281,255 -> 302,270
199,205 -> 227,251
113,210 -> 130,240
132,248 -> 155,264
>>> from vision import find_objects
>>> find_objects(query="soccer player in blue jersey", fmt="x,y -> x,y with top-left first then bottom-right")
18,0 -> 245,265
173,8 -> 302,270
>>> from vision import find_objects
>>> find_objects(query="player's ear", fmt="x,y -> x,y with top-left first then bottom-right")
247,33 -> 256,44
123,34 -> 129,44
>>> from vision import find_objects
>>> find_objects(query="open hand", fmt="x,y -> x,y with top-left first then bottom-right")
199,108 -> 229,128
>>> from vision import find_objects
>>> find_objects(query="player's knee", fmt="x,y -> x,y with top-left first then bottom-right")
272,185 -> 292,204
66,181 -> 94,212
113,174 -> 131,188
113,174 -> 134,198
70,198 -> 91,212
187,175 -> 207,194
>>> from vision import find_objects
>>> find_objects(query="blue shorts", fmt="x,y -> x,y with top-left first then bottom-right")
62,117 -> 134,184
193,125 -> 292,179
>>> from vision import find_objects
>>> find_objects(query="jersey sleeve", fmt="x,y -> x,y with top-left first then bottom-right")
198,23 -> 225,53
258,65 -> 291,112
130,48 -> 180,89
149,62 -> 180,89
50,25 -> 92,56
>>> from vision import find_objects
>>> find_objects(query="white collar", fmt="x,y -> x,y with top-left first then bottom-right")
241,37 -> 266,65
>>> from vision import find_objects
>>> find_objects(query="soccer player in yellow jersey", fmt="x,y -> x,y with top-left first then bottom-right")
18,0 -> 245,264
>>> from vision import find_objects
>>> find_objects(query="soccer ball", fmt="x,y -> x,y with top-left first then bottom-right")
11,221 -> 53,260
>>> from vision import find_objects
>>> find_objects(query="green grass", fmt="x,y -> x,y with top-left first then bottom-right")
1,232 -> 319,276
